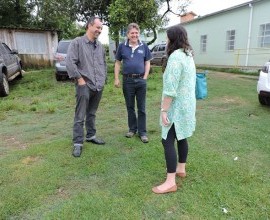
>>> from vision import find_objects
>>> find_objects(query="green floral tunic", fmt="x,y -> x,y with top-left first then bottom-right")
161,49 -> 196,140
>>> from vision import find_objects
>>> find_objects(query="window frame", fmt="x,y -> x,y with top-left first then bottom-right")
226,29 -> 235,51
200,35 -> 207,53
258,23 -> 270,48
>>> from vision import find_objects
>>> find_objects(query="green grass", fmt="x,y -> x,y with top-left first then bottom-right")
0,66 -> 269,219
197,65 -> 259,76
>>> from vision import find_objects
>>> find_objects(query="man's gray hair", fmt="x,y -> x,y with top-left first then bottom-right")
85,16 -> 101,30
127,23 -> 140,34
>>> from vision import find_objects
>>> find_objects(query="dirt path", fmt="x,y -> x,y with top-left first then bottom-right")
206,71 -> 258,81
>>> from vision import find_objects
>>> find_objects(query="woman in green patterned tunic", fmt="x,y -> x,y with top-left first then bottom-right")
152,24 -> 196,194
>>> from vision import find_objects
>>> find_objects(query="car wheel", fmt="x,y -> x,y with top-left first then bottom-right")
258,94 -> 266,105
17,62 -> 23,79
0,72 -> 9,97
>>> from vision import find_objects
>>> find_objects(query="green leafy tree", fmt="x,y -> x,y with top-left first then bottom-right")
0,0 -> 82,39
0,0 -> 34,27
76,0 -> 111,25
0,0 -> 191,41
108,0 -> 191,46
108,0 -> 162,46
30,0 -> 79,39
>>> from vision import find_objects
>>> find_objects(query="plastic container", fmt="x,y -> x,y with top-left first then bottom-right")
196,72 -> 208,99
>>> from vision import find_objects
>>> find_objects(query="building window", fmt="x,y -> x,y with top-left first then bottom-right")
15,32 -> 47,54
258,23 -> 270,48
226,30 -> 235,51
200,35 -> 207,53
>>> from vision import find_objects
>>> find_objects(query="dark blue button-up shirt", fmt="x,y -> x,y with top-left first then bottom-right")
115,40 -> 152,74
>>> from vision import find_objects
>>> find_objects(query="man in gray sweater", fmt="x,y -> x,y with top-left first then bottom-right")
66,17 -> 107,157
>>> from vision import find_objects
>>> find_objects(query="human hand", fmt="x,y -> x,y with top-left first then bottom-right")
161,112 -> 170,126
114,79 -> 121,88
77,77 -> 86,86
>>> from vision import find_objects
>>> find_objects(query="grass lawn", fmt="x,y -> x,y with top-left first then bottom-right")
0,65 -> 269,219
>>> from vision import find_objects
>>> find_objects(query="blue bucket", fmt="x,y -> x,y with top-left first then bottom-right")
196,72 -> 208,99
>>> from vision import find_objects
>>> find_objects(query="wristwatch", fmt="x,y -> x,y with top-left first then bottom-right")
161,108 -> 168,112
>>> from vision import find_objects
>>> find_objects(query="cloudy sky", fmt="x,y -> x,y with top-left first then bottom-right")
189,0 -> 250,15
99,0 -> 251,44
168,0 -> 250,25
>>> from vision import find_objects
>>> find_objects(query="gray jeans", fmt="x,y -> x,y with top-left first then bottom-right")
73,84 -> 103,146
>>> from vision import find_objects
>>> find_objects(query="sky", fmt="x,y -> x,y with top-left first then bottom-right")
168,0 -> 250,26
99,0 -> 250,44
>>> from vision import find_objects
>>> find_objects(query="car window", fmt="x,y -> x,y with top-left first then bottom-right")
0,43 -> 10,54
0,44 -> 5,55
2,43 -> 12,53
262,62 -> 270,73
152,46 -> 158,52
158,45 -> 165,51
57,41 -> 71,54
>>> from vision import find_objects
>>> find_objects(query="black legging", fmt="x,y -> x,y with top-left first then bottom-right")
162,124 -> 188,173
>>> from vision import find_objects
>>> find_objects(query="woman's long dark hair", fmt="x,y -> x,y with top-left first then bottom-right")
166,24 -> 193,57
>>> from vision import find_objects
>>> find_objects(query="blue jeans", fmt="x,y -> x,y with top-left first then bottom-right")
122,77 -> 147,136
73,84 -> 103,146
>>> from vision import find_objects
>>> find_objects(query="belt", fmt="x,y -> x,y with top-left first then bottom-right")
123,73 -> 144,78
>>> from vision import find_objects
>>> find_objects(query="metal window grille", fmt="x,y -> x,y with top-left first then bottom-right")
258,23 -> 270,48
226,30 -> 235,51
200,35 -> 207,53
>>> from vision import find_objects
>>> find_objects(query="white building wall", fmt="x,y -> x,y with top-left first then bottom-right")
183,0 -> 270,67
152,0 -> 270,68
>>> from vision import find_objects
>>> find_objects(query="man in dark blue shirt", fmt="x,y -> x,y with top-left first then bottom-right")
114,23 -> 152,143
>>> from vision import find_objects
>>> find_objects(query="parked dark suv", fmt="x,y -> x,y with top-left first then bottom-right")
54,40 -> 71,81
151,43 -> 167,71
0,41 -> 23,97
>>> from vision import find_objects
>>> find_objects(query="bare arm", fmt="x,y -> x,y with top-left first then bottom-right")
143,60 -> 151,79
161,96 -> 173,126
114,60 -> 122,88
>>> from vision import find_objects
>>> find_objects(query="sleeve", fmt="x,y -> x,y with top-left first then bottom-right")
162,53 -> 182,98
103,46 -> 108,82
66,39 -> 81,79
115,43 -> 123,61
144,43 -> 152,61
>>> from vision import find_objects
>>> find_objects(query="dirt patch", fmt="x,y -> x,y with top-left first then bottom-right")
0,135 -> 28,150
208,71 -> 258,80
22,156 -> 41,165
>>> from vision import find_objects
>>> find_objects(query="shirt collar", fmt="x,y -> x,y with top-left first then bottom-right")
83,34 -> 98,47
124,39 -> 143,47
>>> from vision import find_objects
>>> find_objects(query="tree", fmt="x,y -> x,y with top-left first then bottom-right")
108,0 -> 162,47
75,0 -> 111,25
69,0 -> 191,45
0,0 -> 34,27
108,0 -> 191,46
29,0 -> 80,39
160,0 -> 191,19
0,0 -> 81,39
0,0 -> 191,42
